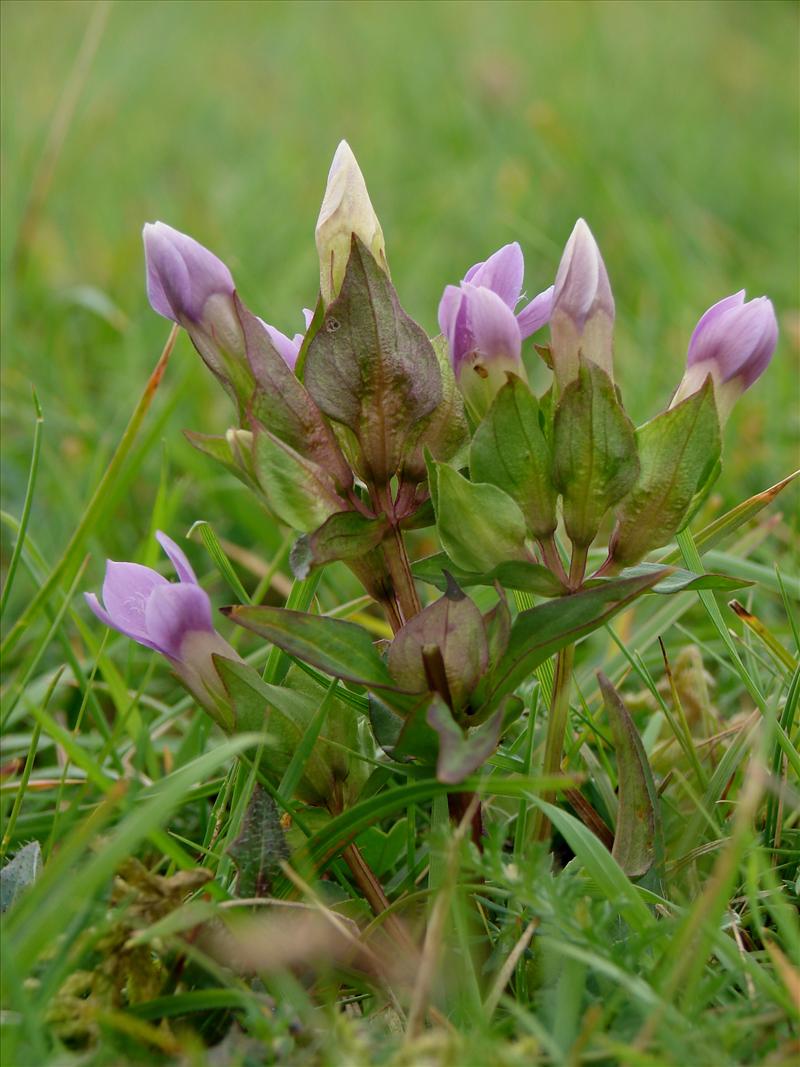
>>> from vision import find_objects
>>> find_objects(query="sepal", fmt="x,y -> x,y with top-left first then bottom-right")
304,237 -> 442,487
431,461 -> 529,573
470,374 -> 558,540
290,511 -> 388,579
552,359 -> 639,550
608,378 -> 720,568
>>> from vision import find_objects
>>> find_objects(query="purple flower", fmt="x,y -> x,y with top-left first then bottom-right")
85,532 -> 240,727
550,218 -> 615,388
144,222 -> 234,325
671,291 -> 778,419
259,308 -> 314,371
143,221 -> 258,413
438,242 -> 553,419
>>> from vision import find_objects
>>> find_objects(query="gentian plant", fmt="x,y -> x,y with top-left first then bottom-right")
88,139 -> 778,912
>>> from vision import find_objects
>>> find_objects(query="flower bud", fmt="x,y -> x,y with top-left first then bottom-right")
438,242 -> 553,421
85,531 -> 240,729
550,219 -> 615,390
315,141 -> 387,305
670,291 -> 778,421
144,221 -> 234,325
143,221 -> 254,413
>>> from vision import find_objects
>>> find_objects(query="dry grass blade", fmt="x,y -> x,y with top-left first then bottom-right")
763,941 -> 800,1015
484,918 -> 539,1018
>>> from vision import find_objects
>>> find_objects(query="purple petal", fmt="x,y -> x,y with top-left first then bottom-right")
516,285 -> 554,338
738,297 -> 778,389
466,243 -> 525,309
463,259 -> 485,284
144,225 -> 191,322
690,296 -> 778,388
101,561 -> 169,642
144,583 -> 214,661
302,307 -> 315,329
84,591 -> 163,653
143,222 -> 234,323
263,323 -> 301,370
687,290 -> 746,366
462,283 -> 522,364
553,219 -> 614,329
156,531 -> 198,584
438,285 -> 471,372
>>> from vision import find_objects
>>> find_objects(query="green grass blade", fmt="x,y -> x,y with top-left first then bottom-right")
0,390 -> 43,619
1,326 -> 178,659
3,734 -> 264,971
189,519 -> 252,605
278,677 -> 338,802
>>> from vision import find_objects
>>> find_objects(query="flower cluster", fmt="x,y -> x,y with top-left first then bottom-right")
87,141 -> 778,787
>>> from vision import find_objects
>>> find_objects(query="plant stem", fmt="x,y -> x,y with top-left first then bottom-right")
532,642 -> 575,841
374,483 -> 421,625
539,535 -> 569,587
383,522 -> 422,623
342,842 -> 416,953
568,543 -> 589,590
590,552 -> 619,579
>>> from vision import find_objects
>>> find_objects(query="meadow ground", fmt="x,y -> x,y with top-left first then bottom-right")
1,2 -> 798,1065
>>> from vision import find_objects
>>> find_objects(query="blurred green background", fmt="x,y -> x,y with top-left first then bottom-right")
2,0 -> 798,580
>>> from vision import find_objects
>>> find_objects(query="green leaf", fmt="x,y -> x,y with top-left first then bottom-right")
215,657 -> 370,805
304,237 -> 442,485
427,697 -> 505,784
227,785 -> 289,898
387,578 -> 488,711
289,510 -> 388,579
433,463 -> 529,572
609,379 -> 720,567
585,562 -> 753,595
223,604 -> 399,690
183,430 -> 256,490
239,296 -> 352,491
394,694 -> 442,763
553,359 -> 639,548
399,497 -> 435,530
481,594 -> 512,678
402,335 -> 469,482
412,552 -> 565,597
482,568 -> 667,710
213,655 -> 270,733
356,820 -> 408,878
368,689 -> 437,763
470,374 -> 558,539
599,674 -> 661,878
252,427 -> 348,533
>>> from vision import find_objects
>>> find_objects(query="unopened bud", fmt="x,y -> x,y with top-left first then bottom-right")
315,141 -> 387,305
671,291 -> 778,422
550,219 -> 615,390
